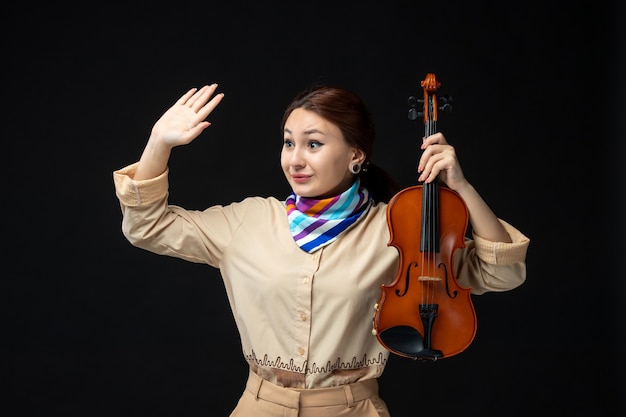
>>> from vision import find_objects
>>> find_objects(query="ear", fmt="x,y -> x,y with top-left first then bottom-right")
351,148 -> 366,164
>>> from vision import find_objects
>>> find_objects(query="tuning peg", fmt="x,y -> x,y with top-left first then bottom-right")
438,94 -> 453,114
408,95 -> 425,120
438,94 -> 453,104
408,108 -> 422,120
407,95 -> 424,108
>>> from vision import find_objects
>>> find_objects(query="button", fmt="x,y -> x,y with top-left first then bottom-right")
298,347 -> 305,356
299,312 -> 307,321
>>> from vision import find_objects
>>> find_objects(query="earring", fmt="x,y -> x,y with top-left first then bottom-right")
350,163 -> 362,174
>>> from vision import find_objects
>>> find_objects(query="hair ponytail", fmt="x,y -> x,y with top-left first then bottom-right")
360,162 -> 401,204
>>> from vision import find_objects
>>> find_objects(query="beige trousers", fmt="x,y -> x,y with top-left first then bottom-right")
229,370 -> 391,417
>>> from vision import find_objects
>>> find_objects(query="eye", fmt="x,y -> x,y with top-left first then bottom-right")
283,138 -> 294,148
308,140 -> 322,149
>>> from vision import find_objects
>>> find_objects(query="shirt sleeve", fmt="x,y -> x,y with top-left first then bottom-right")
454,219 -> 530,294
113,162 -> 169,207
112,161 -> 243,267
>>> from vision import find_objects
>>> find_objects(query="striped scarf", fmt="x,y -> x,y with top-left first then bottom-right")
286,181 -> 372,253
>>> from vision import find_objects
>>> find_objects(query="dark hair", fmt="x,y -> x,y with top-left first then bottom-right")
281,85 -> 400,203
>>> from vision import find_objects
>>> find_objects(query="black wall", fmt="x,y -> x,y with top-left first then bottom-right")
5,1 -> 624,416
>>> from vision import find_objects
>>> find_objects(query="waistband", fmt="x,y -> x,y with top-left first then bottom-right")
245,370 -> 379,409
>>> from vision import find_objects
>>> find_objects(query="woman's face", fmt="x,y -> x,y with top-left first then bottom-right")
281,108 -> 364,199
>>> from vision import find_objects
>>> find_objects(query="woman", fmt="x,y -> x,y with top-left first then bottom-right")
113,83 -> 529,416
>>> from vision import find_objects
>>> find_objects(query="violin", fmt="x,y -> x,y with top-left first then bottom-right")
372,73 -> 477,361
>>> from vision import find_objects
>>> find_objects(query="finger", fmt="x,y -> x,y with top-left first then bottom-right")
186,85 -> 213,109
418,144 -> 442,171
419,152 -> 448,183
421,162 -> 444,183
417,145 -> 433,173
185,92 -> 224,132
421,132 -> 447,149
184,121 -> 211,141
421,135 -> 436,150
196,91 -> 225,120
176,87 -> 199,105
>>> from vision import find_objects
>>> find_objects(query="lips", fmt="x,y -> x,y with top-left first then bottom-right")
291,174 -> 311,183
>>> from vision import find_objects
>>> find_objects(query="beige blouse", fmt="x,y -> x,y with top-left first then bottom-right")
113,162 -> 530,389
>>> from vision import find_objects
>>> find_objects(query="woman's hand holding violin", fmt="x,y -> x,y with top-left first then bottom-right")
419,132 -> 511,243
418,132 -> 468,192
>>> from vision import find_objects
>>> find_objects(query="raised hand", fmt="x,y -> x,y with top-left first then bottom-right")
151,84 -> 225,148
134,84 -> 224,181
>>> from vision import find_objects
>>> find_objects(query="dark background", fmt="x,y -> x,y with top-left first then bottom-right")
4,1 -> 624,416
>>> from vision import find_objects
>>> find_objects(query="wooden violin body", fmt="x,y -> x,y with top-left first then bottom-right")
372,73 -> 476,361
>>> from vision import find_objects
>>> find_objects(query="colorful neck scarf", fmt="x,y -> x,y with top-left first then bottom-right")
285,181 -> 372,253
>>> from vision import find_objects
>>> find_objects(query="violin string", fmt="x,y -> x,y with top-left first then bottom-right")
420,184 -> 426,306
429,109 -> 439,304
426,99 -> 436,307
420,120 -> 427,307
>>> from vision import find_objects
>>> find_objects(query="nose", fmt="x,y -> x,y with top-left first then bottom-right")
289,146 -> 305,168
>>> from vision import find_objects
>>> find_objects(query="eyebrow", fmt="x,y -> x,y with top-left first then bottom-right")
283,128 -> 325,135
